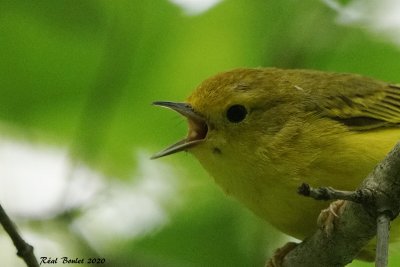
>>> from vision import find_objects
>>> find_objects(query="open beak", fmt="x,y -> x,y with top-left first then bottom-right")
151,101 -> 208,159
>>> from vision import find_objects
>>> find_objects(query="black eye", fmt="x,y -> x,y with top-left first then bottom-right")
226,105 -> 247,123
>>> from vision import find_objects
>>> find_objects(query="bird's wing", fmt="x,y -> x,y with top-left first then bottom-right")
317,84 -> 400,131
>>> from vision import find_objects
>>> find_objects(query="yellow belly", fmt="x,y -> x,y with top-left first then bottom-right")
192,125 -> 400,258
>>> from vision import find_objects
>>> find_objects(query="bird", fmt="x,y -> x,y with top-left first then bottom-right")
152,67 -> 400,262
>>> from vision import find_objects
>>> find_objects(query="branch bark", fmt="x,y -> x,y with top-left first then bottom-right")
279,141 -> 400,267
0,204 -> 39,267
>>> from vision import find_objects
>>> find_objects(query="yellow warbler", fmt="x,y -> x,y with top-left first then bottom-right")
152,68 -> 400,260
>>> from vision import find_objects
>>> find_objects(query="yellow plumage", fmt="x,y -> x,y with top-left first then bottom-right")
153,68 -> 400,260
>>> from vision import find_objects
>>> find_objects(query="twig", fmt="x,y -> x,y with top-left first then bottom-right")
0,204 -> 39,267
278,141 -> 400,267
376,213 -> 390,267
297,183 -> 372,203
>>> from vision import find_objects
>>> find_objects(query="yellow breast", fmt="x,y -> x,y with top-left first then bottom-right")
191,119 -> 400,240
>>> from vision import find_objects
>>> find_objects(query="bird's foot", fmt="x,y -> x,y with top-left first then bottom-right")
317,200 -> 346,236
265,242 -> 298,267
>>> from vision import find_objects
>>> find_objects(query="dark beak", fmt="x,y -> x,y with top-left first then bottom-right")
151,101 -> 208,159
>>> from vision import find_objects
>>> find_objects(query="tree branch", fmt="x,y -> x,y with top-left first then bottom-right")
279,141 -> 400,267
0,204 -> 39,267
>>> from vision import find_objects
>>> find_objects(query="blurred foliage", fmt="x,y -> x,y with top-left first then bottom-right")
1,0 -> 400,266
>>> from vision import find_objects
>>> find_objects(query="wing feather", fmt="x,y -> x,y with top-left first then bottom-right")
320,84 -> 400,130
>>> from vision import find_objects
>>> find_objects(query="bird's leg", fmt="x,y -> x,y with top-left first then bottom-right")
265,242 -> 298,267
317,200 -> 347,236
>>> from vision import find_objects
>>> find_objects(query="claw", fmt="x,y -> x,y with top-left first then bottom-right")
266,242 -> 298,267
318,200 -> 347,236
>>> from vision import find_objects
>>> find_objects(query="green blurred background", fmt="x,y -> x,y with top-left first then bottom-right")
1,0 -> 400,266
